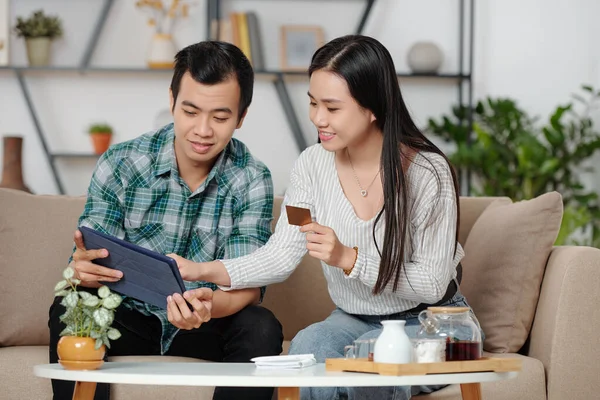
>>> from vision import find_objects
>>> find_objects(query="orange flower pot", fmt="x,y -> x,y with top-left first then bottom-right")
57,336 -> 106,370
90,133 -> 112,155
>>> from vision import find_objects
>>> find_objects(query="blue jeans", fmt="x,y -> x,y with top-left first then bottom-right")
288,291 -> 475,400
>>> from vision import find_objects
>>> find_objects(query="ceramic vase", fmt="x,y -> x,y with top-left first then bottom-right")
373,320 -> 413,364
147,33 -> 176,69
0,136 -> 32,193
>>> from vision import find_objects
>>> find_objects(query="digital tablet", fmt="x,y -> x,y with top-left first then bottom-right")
79,226 -> 186,310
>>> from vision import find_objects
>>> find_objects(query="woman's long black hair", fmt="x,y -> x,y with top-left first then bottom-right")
309,35 -> 460,295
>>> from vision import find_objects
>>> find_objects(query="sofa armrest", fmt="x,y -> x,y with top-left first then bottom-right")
528,246 -> 600,400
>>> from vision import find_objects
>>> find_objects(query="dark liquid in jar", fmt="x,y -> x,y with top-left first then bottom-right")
445,340 -> 482,361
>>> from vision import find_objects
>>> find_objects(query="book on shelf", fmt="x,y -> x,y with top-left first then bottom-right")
220,11 -> 264,71
229,12 -> 240,48
246,12 -> 264,71
237,13 -> 252,65
207,0 -> 219,40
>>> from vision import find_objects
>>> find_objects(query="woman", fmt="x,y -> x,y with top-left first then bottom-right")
172,35 -> 478,400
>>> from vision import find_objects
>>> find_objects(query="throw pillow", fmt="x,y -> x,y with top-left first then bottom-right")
460,191 -> 563,353
0,189 -> 86,347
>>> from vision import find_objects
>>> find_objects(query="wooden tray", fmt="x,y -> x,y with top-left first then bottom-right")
325,357 -> 522,376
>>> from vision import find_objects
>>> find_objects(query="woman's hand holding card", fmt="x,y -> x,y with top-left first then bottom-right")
300,222 -> 356,272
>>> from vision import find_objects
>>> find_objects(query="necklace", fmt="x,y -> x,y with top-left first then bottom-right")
347,149 -> 381,197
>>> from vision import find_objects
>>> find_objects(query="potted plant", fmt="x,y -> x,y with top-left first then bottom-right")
13,9 -> 63,66
88,123 -> 113,155
53,265 -> 122,370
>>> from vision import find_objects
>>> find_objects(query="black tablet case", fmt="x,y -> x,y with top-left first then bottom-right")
79,226 -> 186,310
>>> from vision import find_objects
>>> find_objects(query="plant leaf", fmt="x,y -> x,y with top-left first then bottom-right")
78,291 -> 92,300
59,327 -> 74,336
90,331 -> 101,339
95,338 -> 104,350
582,84 -> 594,92
64,292 -> 79,309
539,159 -> 560,174
54,280 -> 68,292
62,267 -> 75,280
97,286 -> 110,299
102,294 -> 122,310
107,328 -> 121,340
54,290 -> 69,297
83,296 -> 100,307
93,308 -> 112,328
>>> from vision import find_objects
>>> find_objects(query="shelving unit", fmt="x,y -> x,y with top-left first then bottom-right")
3,0 -> 474,195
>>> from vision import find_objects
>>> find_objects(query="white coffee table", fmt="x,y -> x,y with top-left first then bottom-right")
34,362 -> 518,400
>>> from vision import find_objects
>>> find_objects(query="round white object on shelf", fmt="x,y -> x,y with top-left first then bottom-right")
407,42 -> 444,74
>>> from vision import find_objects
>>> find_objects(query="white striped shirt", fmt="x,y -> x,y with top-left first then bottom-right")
221,144 -> 464,315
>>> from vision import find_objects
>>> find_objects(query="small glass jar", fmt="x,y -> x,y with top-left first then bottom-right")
417,306 -> 482,361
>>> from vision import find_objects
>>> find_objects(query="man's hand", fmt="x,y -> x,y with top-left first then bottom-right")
167,287 -> 213,330
299,222 -> 356,271
167,253 -> 207,282
72,229 -> 122,288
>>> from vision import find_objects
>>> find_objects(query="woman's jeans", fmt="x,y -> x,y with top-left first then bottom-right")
288,290 -> 477,400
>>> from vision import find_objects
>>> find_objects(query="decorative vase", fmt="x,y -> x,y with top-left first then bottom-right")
0,136 -> 32,193
25,37 -> 52,67
373,320 -> 413,364
147,33 -> 176,69
90,133 -> 112,155
57,336 -> 105,370
407,41 -> 444,74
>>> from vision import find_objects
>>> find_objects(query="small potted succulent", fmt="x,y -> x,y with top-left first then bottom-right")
54,266 -> 122,370
13,9 -> 63,66
88,123 -> 113,155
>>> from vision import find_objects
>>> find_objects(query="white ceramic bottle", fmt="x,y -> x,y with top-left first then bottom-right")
373,320 -> 413,364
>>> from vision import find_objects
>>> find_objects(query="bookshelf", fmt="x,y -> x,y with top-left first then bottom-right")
3,0 -> 474,195
211,0 -> 475,193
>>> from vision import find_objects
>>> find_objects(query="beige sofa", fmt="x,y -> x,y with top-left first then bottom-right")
1,188 -> 599,400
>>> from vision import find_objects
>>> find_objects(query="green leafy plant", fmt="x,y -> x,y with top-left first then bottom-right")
54,266 -> 122,350
428,85 -> 600,247
88,123 -> 113,135
14,10 -> 63,39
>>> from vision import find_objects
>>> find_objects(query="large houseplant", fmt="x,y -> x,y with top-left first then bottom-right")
54,266 -> 122,370
427,85 -> 600,247
13,9 -> 63,66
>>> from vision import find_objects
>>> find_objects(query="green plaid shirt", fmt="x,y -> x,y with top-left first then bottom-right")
75,123 -> 273,354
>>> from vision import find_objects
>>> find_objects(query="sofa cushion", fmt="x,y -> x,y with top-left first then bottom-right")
458,197 -> 512,246
0,346 -> 52,399
460,192 -> 563,353
0,189 -> 85,346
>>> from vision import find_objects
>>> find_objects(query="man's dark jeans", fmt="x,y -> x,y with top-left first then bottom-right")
49,292 -> 283,400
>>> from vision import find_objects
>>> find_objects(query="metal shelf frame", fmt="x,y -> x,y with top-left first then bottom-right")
3,0 -> 474,194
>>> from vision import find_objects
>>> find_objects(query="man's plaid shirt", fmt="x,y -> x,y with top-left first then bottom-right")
75,123 -> 273,353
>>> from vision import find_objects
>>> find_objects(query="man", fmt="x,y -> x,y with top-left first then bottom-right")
48,41 -> 283,400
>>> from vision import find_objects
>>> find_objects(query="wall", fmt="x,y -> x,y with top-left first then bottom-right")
0,0 -> 598,196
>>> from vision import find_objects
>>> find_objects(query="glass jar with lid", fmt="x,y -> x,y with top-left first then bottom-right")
416,306 -> 482,361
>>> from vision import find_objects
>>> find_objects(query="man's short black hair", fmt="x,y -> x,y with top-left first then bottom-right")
170,41 -> 254,121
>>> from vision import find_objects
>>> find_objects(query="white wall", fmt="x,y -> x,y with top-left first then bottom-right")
1,0 -> 599,196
